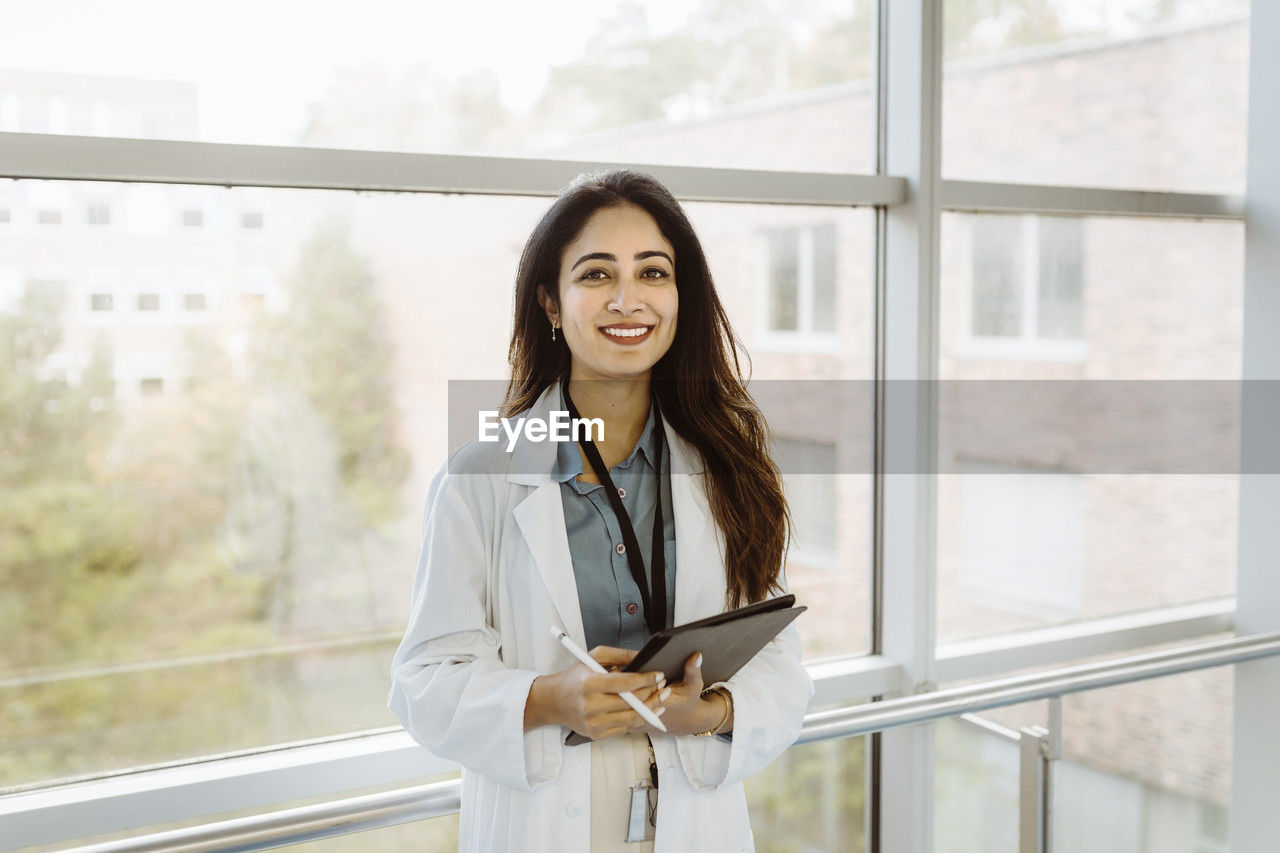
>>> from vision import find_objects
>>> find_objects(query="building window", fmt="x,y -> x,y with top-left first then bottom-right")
241,211 -> 264,229
183,293 -> 208,311
181,209 -> 204,228
773,437 -> 837,569
956,460 -> 1083,621
90,293 -> 114,312
86,203 -> 112,226
970,214 -> 1084,343
139,377 -> 164,395
137,293 -> 161,311
37,209 -> 63,226
763,222 -> 837,336
0,208 -> 11,225
25,279 -> 68,315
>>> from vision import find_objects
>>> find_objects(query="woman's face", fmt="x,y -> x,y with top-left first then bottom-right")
545,203 -> 679,382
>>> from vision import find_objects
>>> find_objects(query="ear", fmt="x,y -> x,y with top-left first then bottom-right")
537,284 -> 559,323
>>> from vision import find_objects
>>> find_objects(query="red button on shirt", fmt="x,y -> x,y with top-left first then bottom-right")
626,603 -> 638,615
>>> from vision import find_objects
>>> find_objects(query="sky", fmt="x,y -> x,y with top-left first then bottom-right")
1,0 -> 1244,146
0,0 -> 696,144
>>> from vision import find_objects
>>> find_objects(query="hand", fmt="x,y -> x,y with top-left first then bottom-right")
641,651 -> 734,737
525,645 -> 667,740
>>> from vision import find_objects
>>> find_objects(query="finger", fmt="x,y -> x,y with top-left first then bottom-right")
599,702 -> 668,734
682,651 -> 705,693
589,646 -> 639,667
592,669 -> 665,695
585,671 -> 662,698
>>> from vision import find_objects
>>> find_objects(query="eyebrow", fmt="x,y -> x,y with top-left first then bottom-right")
570,250 -> 674,271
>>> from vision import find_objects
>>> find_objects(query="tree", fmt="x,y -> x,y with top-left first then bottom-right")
226,220 -> 410,635
299,64 -> 512,154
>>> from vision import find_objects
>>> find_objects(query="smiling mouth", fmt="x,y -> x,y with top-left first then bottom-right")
600,324 -> 655,343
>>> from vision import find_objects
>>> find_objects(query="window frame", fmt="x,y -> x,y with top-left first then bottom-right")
0,0 -> 1275,848
756,221 -> 842,353
957,212 -> 1088,361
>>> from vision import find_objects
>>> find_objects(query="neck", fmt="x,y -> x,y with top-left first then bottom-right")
566,373 -> 651,454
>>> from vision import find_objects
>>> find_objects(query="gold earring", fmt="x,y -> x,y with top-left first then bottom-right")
550,320 -> 557,342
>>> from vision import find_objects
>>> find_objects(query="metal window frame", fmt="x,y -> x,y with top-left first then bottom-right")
0,9 -> 1266,846
0,605 -> 1243,850
24,631 -> 1280,853
1231,1 -> 1280,850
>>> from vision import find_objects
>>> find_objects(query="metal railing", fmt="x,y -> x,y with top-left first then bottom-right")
50,630 -> 1280,853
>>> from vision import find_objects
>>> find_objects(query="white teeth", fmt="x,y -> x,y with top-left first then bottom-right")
602,326 -> 650,338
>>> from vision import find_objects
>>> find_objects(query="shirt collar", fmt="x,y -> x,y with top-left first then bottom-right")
551,388 -> 662,487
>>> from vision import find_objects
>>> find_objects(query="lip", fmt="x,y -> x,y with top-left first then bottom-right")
599,323 -> 655,345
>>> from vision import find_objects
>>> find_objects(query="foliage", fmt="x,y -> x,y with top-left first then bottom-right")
248,219 -> 409,527
747,736 -> 867,852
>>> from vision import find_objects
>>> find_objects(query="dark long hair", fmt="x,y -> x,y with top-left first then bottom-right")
503,169 -> 790,607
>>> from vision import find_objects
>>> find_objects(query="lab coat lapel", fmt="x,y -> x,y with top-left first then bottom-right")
508,382 -> 588,647
512,483 -> 587,647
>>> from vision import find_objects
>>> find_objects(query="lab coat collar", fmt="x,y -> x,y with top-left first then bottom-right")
505,380 -> 706,486
507,379 -> 717,645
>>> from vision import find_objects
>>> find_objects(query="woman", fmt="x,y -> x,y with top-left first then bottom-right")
389,169 -> 812,852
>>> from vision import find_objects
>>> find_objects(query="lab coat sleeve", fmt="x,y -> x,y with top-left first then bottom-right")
388,465 -> 563,792
675,580 -> 814,791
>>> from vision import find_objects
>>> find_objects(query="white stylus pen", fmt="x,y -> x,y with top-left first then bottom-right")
550,626 -> 667,732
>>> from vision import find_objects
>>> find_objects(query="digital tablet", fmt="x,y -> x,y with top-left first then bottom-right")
564,594 -> 805,745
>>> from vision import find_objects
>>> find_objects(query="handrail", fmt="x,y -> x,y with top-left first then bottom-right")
56,631 -> 1280,853
796,630 -> 1280,744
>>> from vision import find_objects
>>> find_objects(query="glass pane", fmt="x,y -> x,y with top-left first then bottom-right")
0,180 -> 872,787
970,214 -> 1023,338
942,2 -> 1249,192
812,222 -> 837,333
1036,216 -> 1083,340
746,735 -> 867,852
1053,666 -> 1232,852
766,227 -> 800,332
938,214 -> 1243,642
0,1 -> 874,173
935,700 -> 1054,852
935,715 -> 1021,852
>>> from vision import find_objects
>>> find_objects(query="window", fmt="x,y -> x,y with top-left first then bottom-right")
86,203 -> 112,226
139,377 -> 164,395
129,266 -> 167,317
183,292 -> 207,311
241,210 -> 264,229
181,209 -> 204,228
37,209 -> 63,225
955,460 -> 1083,622
762,222 -> 837,339
0,208 -> 10,225
239,267 -> 275,312
967,214 -> 1084,349
24,278 -> 68,315
90,293 -> 114,311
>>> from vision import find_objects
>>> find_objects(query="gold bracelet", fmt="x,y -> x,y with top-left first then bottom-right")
694,686 -> 732,737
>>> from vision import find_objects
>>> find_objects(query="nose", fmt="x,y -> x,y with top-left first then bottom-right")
607,276 -> 643,314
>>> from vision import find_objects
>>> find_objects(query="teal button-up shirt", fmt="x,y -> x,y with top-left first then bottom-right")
552,392 -> 676,652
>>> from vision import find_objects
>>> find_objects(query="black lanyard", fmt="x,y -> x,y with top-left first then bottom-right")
563,388 -> 668,637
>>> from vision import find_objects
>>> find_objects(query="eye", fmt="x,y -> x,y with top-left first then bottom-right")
577,268 -> 609,282
641,267 -> 670,280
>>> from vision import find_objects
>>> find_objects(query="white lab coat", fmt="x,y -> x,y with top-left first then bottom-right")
388,381 -> 813,852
